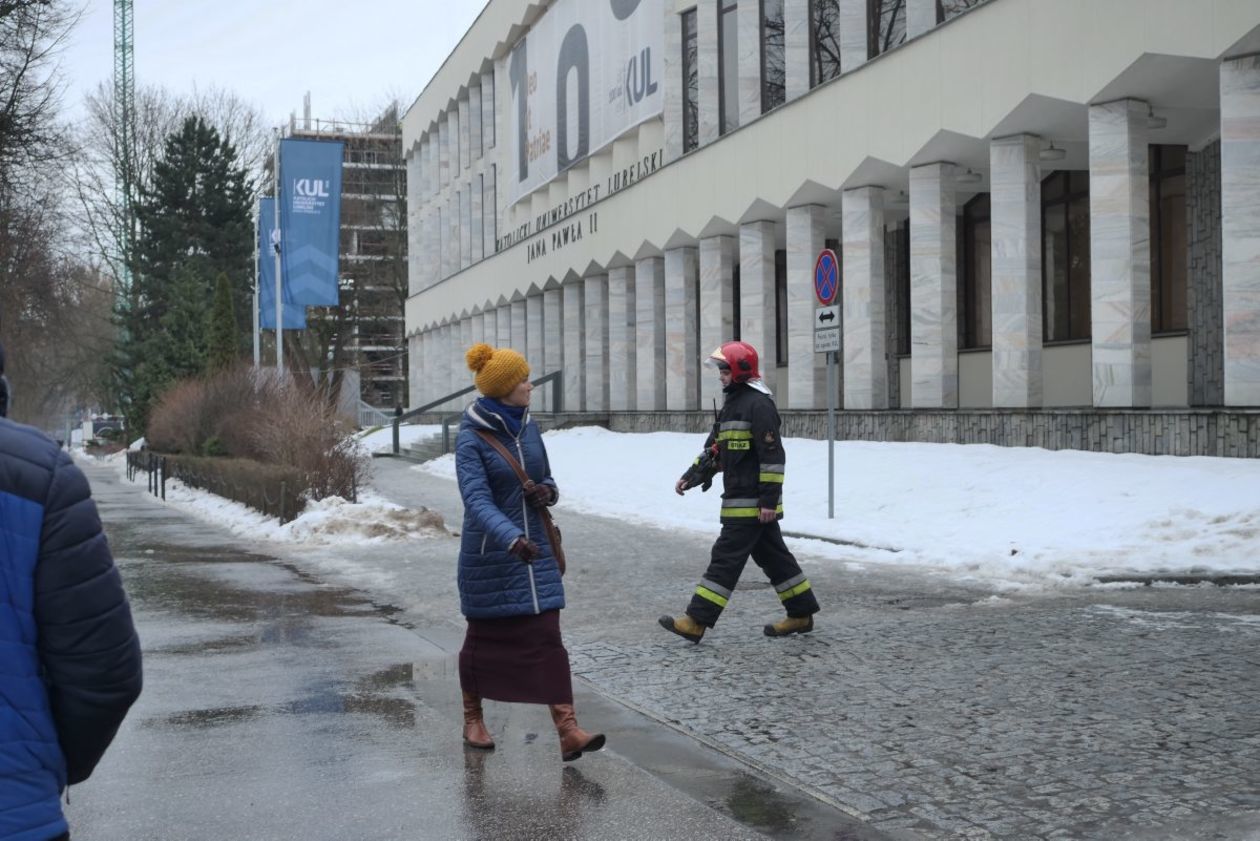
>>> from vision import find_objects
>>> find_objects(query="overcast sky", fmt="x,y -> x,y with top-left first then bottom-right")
59,0 -> 488,127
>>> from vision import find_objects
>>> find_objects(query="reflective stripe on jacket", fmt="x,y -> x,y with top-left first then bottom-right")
705,384 -> 787,523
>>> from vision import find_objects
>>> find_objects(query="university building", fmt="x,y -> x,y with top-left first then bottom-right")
402,0 -> 1260,456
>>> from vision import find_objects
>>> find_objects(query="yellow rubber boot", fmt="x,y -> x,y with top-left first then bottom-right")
763,615 -> 814,637
657,614 -> 706,643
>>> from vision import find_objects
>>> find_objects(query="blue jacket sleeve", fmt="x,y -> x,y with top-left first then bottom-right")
35,452 -> 142,785
456,432 -> 525,550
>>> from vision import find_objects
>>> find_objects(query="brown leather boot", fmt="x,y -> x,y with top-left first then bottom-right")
462,691 -> 494,750
549,703 -> 606,762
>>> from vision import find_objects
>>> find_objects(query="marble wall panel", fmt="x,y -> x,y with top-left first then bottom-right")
785,0 -> 810,101
636,256 -> 667,410
665,247 -> 701,409
842,187 -> 887,408
740,221 -> 778,394
910,163 -> 958,408
699,236 -> 736,407
608,266 -> 638,410
787,205 -> 828,408
585,275 -> 611,411
1089,99 -> 1151,407
563,282 -> 586,411
1222,56 -> 1260,406
990,134 -> 1043,407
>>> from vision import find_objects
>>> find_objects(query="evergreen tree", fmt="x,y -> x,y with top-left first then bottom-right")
207,271 -> 238,372
116,115 -> 253,432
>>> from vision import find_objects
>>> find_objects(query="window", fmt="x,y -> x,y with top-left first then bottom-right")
937,0 -> 988,24
895,222 -> 911,355
868,0 -> 907,59
809,0 -> 842,87
761,0 -> 786,113
775,249 -> 788,364
1150,145 -> 1187,334
1041,170 -> 1091,342
732,263 -> 741,340
682,9 -> 699,152
962,193 -> 992,348
718,1 -> 739,135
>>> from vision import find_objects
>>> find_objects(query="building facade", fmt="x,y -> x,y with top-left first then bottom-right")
402,0 -> 1260,455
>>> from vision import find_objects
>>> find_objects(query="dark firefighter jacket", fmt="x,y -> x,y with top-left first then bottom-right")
703,382 -> 786,523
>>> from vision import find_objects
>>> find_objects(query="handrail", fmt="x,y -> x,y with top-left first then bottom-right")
392,369 -> 564,454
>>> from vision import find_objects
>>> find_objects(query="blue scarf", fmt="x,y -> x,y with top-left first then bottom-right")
479,397 -> 526,437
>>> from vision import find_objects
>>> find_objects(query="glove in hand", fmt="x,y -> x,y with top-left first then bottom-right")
523,481 -> 555,509
509,536 -> 541,562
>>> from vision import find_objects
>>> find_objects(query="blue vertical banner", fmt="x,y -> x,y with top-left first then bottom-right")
258,197 -> 306,329
278,138 -> 344,306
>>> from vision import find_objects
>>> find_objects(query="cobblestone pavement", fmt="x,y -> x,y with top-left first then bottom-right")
322,460 -> 1260,838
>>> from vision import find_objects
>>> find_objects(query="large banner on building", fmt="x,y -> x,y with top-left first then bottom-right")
258,197 -> 306,330
502,0 -> 663,206
278,137 -> 344,306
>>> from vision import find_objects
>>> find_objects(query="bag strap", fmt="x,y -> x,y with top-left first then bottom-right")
475,429 -> 566,576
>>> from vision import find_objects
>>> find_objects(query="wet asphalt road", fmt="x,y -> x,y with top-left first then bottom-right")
64,460 -> 870,841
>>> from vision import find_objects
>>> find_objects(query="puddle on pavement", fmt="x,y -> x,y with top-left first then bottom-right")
717,774 -> 797,833
152,705 -> 266,729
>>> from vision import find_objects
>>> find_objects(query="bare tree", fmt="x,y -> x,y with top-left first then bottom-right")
0,0 -> 74,197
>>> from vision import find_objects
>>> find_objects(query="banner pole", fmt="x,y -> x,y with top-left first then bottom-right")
273,128 -> 284,379
828,350 -> 836,519
252,200 -> 260,369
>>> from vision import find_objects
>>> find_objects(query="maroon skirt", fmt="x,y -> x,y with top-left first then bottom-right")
458,609 -> 574,704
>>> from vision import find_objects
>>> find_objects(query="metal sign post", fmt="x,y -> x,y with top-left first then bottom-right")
813,249 -> 840,520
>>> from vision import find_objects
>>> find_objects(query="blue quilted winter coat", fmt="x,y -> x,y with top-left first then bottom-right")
0,418 -> 142,841
455,400 -> 564,619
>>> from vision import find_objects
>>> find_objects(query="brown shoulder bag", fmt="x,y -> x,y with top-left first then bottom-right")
475,430 -> 566,577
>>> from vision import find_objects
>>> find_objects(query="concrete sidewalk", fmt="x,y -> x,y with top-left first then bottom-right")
67,458 -> 881,841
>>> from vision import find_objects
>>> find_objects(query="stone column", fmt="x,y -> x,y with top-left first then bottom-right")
446,194 -> 458,279
584,274 -> 610,411
665,6 -> 684,161
471,310 -> 485,346
438,111 -> 450,189
510,299 -> 527,357
787,205 -> 827,408
1187,141 -> 1223,407
1222,56 -> 1260,406
458,94 -> 470,173
542,287 -> 563,411
698,0 -> 721,145
910,162 -> 958,409
785,0 -> 811,100
481,70 -> 496,150
448,107 -> 461,176
471,174 -> 484,263
699,235 -> 737,407
483,164 -> 498,257
481,309 -> 497,348
665,247 -> 700,409
459,188 -> 471,270
740,221 -> 778,394
459,316 -> 473,366
842,187 -> 887,409
526,292 -> 544,372
635,256 -> 667,410
439,323 -> 456,409
469,84 -> 483,161
839,0 -> 869,74
563,281 -> 586,411
990,134 -> 1043,407
416,330 -> 430,407
738,0 -> 763,125
907,0 -> 937,39
495,304 -> 511,349
1089,98 -> 1151,408
608,266 -> 638,410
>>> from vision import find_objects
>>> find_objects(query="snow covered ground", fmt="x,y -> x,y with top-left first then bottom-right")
103,424 -> 1260,591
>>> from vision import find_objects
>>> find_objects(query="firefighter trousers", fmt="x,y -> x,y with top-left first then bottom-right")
686,520 -> 820,627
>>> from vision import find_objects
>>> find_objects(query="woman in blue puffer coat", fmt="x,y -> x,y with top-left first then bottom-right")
454,342 -> 605,762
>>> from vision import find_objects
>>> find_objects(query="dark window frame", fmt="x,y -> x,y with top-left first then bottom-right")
808,0 -> 842,88
681,8 -> 699,153
1040,170 -> 1091,343
760,0 -> 786,114
775,248 -> 788,365
1149,144 -> 1188,335
962,192 -> 992,350
895,221 -> 911,356
717,1 -> 739,135
867,0 -> 907,60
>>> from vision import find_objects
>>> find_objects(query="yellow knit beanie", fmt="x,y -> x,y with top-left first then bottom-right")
466,343 -> 530,399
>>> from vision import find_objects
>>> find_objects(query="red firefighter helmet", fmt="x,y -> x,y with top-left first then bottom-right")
705,341 -> 760,383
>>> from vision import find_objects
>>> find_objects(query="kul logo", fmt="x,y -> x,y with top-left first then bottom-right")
294,178 -> 330,197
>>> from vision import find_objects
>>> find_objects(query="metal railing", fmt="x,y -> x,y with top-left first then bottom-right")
357,400 -> 391,429
391,370 -> 563,454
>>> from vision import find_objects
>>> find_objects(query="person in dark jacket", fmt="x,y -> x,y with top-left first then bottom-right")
659,341 -> 821,644
0,341 -> 143,841
454,342 -> 604,762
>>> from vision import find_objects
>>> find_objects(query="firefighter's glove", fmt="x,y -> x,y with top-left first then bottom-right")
678,447 -> 720,493
509,537 -> 541,562
523,480 -> 555,509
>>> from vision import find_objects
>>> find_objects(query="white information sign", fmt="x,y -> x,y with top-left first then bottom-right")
501,0 -> 664,206
815,329 -> 840,353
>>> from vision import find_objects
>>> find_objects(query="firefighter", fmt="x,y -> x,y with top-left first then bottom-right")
659,341 -> 821,643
